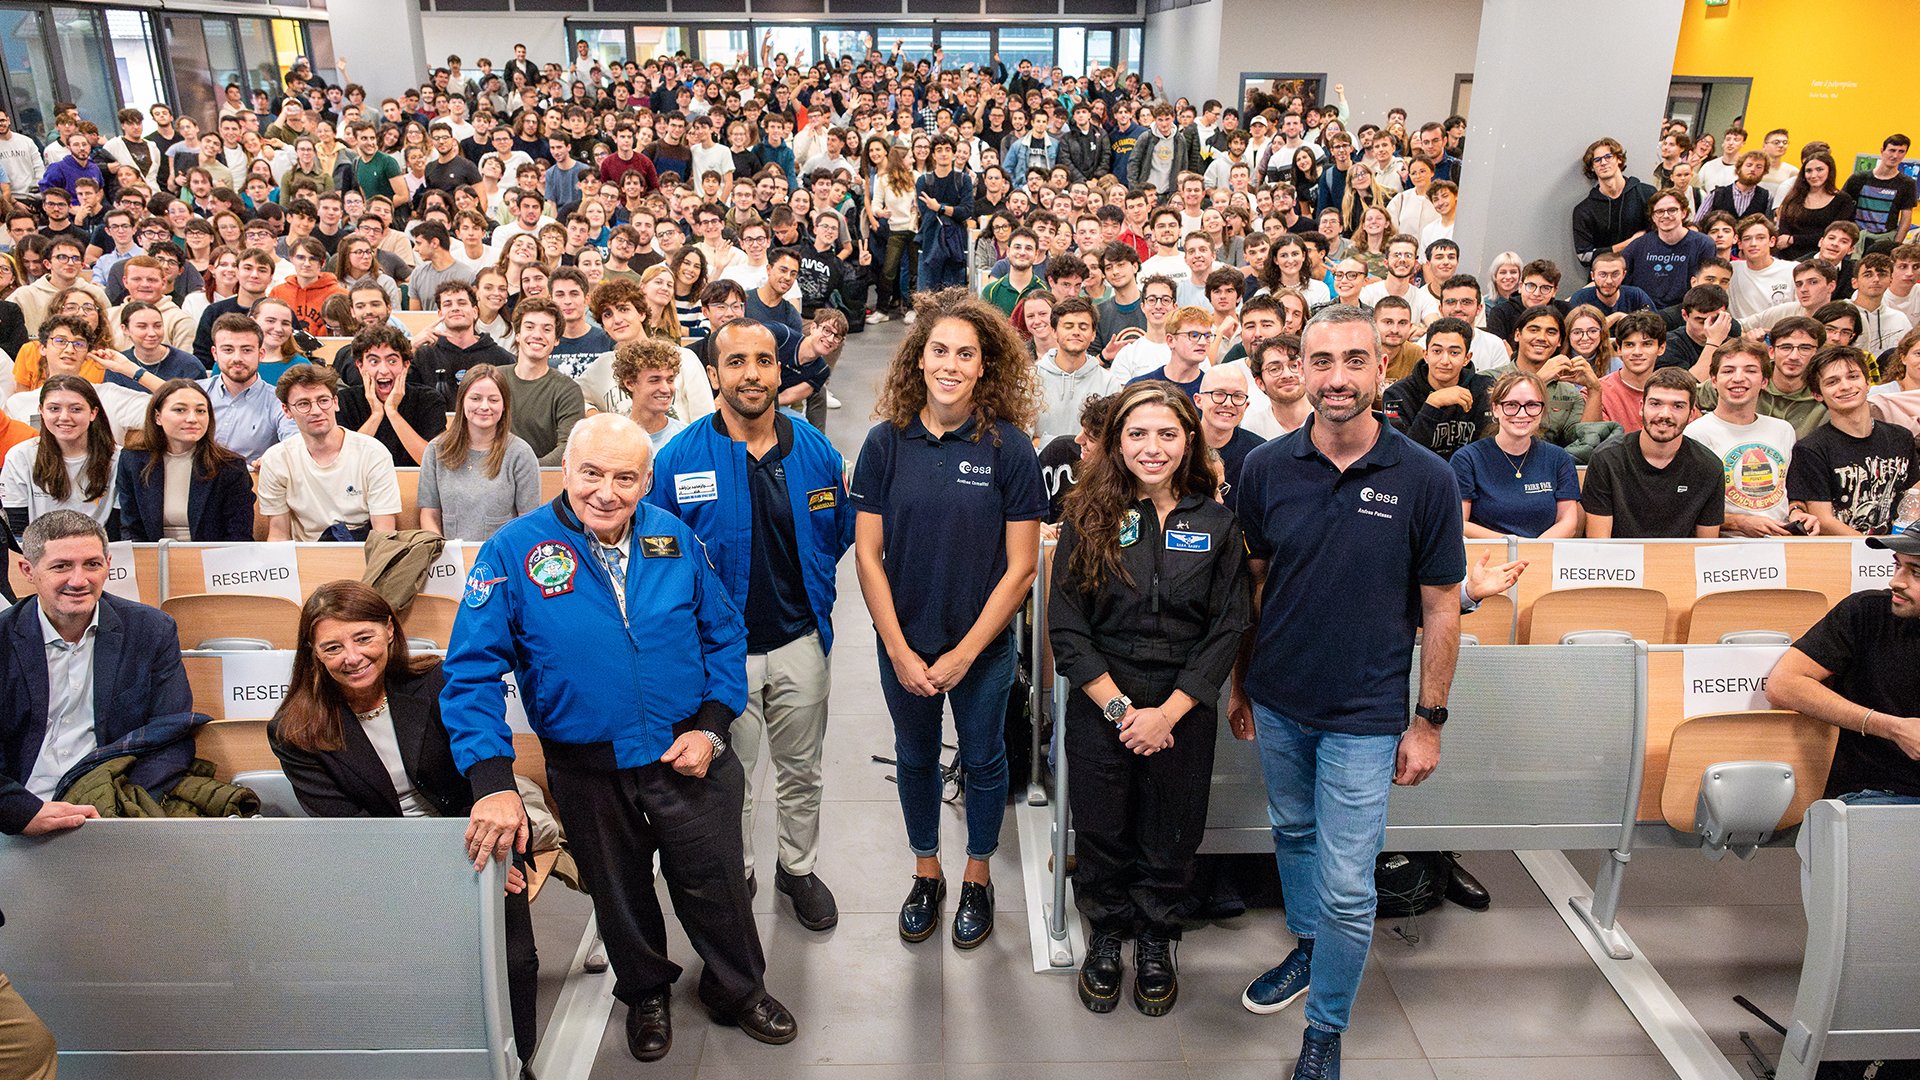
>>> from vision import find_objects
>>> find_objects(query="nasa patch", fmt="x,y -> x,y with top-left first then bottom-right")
463,561 -> 505,609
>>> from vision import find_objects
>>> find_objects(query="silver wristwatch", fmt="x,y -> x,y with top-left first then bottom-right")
1103,694 -> 1132,726
702,730 -> 727,755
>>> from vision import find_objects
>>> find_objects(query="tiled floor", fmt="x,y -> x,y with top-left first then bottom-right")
516,320 -> 1803,1079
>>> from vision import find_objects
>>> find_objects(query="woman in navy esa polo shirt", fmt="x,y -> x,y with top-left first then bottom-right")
1453,369 -> 1583,538
851,288 -> 1047,951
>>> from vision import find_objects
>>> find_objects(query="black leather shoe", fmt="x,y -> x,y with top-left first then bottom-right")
625,991 -> 671,1062
1078,929 -> 1124,1013
713,993 -> 798,1045
1133,933 -> 1178,1016
745,870 -> 757,900
1444,853 -> 1491,911
776,867 -> 839,931
898,875 -> 946,942
952,880 -> 994,949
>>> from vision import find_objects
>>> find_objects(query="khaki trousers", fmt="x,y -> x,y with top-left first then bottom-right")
732,631 -> 831,876
0,972 -> 56,1080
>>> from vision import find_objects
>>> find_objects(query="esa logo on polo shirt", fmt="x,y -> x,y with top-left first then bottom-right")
1357,485 -> 1399,520
955,459 -> 993,488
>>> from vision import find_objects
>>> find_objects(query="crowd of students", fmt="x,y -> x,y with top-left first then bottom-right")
0,39 -> 1917,1080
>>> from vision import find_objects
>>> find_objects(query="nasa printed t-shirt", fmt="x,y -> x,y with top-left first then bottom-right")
1685,411 -> 1798,523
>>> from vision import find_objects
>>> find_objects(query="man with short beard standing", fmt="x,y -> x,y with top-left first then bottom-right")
1229,306 -> 1464,1080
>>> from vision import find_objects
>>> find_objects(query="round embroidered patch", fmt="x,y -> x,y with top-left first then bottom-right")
525,540 -> 579,599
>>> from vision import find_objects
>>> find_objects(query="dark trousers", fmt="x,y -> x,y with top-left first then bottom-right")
544,749 -> 766,1014
504,883 -> 538,1063
1065,689 -> 1218,938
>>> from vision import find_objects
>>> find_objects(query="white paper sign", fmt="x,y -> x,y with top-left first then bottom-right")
1551,542 -> 1645,589
1694,542 -> 1788,597
200,542 -> 302,603
1681,645 -> 1788,718
220,650 -> 296,721
503,671 -> 530,734
104,540 -> 140,602
1852,539 -> 1898,593
422,541 -> 465,599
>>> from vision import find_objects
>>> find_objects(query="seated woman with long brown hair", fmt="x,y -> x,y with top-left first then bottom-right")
114,379 -> 255,541
267,581 -> 540,1071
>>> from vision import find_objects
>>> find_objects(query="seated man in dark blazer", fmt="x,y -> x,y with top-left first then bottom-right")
0,510 -> 195,836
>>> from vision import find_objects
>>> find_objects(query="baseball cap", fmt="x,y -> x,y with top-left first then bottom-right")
1865,490 -> 1920,554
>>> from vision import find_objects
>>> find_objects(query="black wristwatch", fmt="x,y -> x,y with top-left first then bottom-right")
1415,704 -> 1448,728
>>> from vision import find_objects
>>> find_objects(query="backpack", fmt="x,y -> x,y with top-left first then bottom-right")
1374,851 -> 1450,918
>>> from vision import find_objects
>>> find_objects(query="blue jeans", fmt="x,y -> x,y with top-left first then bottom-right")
1254,703 -> 1400,1034
917,235 -> 968,293
878,632 -> 1016,859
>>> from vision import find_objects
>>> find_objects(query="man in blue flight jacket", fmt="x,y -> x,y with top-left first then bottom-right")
444,412 -> 798,1063
648,319 -> 856,932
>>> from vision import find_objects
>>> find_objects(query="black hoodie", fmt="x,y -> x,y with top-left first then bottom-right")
412,332 -> 515,402
1382,359 -> 1492,460
1571,176 -> 1655,274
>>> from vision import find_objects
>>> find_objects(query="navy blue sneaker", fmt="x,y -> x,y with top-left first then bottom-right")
1291,1027 -> 1340,1080
1242,945 -> 1311,1014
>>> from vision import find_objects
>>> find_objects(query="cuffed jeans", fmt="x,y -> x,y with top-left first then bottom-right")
877,632 -> 1016,859
1254,703 -> 1399,1034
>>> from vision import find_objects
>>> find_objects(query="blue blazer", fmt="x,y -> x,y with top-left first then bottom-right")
0,593 -> 195,833
115,449 -> 256,542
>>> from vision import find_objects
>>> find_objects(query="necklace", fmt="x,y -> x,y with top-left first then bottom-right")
353,695 -> 389,722
1498,442 -> 1530,479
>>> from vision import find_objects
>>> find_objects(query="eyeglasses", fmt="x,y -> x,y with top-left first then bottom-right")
1569,326 -> 1602,337
1332,269 -> 1364,279
1181,331 -> 1214,344
1497,400 -> 1545,417
1519,281 -> 1556,294
44,336 -> 87,351
50,253 -> 82,264
1143,295 -> 1176,306
1196,390 -> 1248,405
288,396 -> 336,412
1590,152 -> 1617,165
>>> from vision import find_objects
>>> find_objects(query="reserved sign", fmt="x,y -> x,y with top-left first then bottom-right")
1551,542 -> 1645,589
220,650 -> 296,721
104,540 -> 139,602
201,542 -> 302,603
1681,645 -> 1787,717
503,672 -> 530,734
1852,540 -> 1898,593
422,541 -> 465,599
1694,542 -> 1788,597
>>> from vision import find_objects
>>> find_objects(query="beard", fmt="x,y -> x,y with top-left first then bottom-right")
1309,383 -> 1374,423
721,381 -> 773,419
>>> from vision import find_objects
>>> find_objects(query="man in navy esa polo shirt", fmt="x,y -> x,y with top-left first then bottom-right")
1229,306 -> 1465,1080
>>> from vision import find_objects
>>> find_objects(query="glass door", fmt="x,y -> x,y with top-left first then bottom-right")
568,24 -> 631,73
816,27 -> 872,64
50,6 -> 118,124
0,7 -> 56,141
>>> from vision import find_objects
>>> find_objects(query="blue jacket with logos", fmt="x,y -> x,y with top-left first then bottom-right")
646,412 -> 855,652
440,494 -> 747,798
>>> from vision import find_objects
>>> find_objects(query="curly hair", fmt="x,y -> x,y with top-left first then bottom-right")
874,288 -> 1040,440
1059,382 -> 1213,590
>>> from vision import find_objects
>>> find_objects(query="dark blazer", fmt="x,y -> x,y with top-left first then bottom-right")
267,663 -> 476,819
115,450 -> 257,542
0,593 -> 193,834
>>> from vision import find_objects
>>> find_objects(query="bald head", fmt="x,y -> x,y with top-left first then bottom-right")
564,413 -> 652,541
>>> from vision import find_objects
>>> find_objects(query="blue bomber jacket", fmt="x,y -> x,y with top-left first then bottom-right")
646,412 -> 855,653
440,494 -> 748,799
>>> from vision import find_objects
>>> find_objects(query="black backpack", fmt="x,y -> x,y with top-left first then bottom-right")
1374,851 -> 1450,918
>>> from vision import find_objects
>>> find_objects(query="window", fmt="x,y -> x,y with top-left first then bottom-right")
0,8 -> 56,142
271,18 -> 307,84
998,27 -> 1055,72
107,9 -> 167,117
695,29 -> 748,65
939,29 -> 991,73
755,26 -> 810,66
305,21 -> 335,73
816,27 -> 871,63
236,17 -> 279,99
570,26 -> 629,72
630,26 -> 683,64
51,7 -> 118,126
1123,28 -> 1142,75
877,27 -> 933,63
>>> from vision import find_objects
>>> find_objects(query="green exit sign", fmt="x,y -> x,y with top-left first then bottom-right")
1704,0 -> 1729,6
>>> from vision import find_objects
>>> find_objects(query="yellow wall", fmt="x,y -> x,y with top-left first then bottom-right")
1672,0 -> 1920,166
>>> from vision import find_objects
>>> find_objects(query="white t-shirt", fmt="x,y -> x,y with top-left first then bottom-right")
6,383 -> 150,444
255,429 -> 402,540
1855,302 -> 1913,357
1140,253 -> 1190,290
689,142 -> 734,185
1684,411 -> 1798,522
1418,220 -> 1457,261
1,440 -> 118,526
1110,339 -> 1173,383
1359,280 -> 1439,324
1730,259 -> 1796,320
1697,157 -> 1739,194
